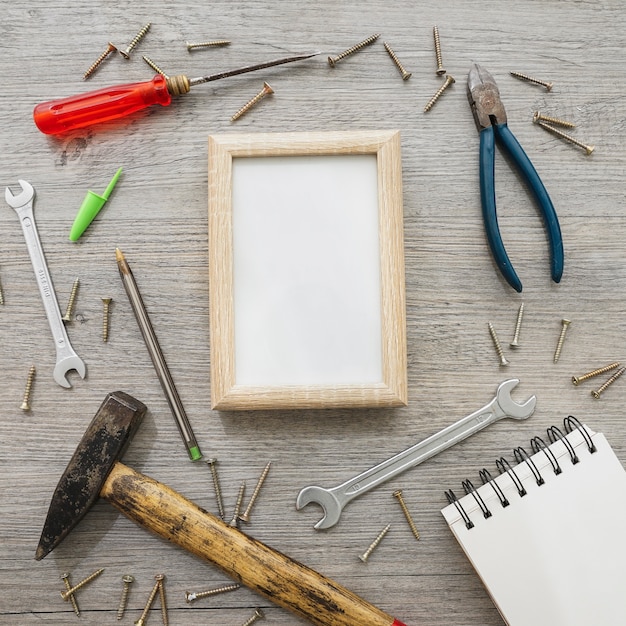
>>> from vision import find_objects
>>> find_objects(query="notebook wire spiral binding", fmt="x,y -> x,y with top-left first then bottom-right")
445,416 -> 596,529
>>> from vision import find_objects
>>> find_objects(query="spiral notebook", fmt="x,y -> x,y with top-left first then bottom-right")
441,418 -> 626,626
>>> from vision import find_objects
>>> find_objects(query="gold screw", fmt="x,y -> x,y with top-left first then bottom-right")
157,574 -> 169,626
433,26 -> 446,75
240,461 -> 271,523
393,489 -> 420,541
142,55 -> 169,78
533,111 -> 575,128
61,573 -> 80,616
185,583 -> 240,603
62,278 -> 80,322
242,608 -> 265,626
61,568 -> 104,601
84,43 -> 117,80
187,40 -> 231,50
119,22 -> 151,59
328,33 -> 380,67
537,121 -> 595,155
0,272 -> 4,305
135,575 -> 163,626
102,298 -> 112,342
20,364 -> 36,411
488,322 -> 509,366
231,82 -> 274,122
383,42 -> 411,80
553,318 -> 571,363
229,481 -> 246,527
510,302 -> 525,347
206,458 -> 226,520
359,523 -> 391,562
573,361 -> 621,386
591,366 -> 626,399
424,75 -> 455,113
116,575 -> 134,620
510,71 -> 553,91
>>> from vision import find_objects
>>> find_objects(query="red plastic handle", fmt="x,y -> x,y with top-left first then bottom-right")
33,74 -> 172,134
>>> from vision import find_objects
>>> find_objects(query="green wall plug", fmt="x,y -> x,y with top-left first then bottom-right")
69,167 -> 122,241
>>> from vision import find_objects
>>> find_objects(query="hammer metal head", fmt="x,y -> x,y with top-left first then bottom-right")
35,391 -> 146,561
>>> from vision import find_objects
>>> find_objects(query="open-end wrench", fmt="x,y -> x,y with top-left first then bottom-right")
6,180 -> 86,388
296,379 -> 536,530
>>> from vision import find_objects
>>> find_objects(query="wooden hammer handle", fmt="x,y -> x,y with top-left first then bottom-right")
101,462 -> 405,626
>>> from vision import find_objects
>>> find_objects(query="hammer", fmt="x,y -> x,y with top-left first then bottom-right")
36,391 -> 407,626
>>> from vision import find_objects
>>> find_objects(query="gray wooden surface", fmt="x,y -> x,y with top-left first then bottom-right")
1,1 -> 625,624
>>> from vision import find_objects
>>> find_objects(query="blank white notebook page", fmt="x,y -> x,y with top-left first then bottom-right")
441,428 -> 626,626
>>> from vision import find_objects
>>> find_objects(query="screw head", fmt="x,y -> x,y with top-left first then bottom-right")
154,573 -> 165,582
122,574 -> 135,584
262,82 -> 274,95
561,318 -> 571,326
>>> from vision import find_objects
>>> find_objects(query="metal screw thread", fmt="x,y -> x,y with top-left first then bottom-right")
393,490 -> 420,540
510,71 -> 553,92
84,43 -> 117,80
20,365 -> 36,411
62,278 -> 80,322
229,482 -> 246,527
533,111 -> 575,129
383,42 -> 411,80
537,121 -> 595,155
424,75 -> 456,113
242,608 -> 265,626
117,575 -> 134,620
328,33 -> 380,66
187,40 -> 231,50
157,577 -> 169,626
359,523 -> 391,562
61,573 -> 80,616
135,576 -> 162,626
488,322 -> 509,366
120,22 -> 151,59
591,366 -> 626,399
433,26 -> 446,75
231,82 -> 274,121
0,274 -> 4,305
185,583 -> 240,603
61,568 -> 104,600
553,319 -> 571,363
510,303 -> 525,347
240,461 -> 272,522
573,361 -> 621,386
102,298 -> 112,342
207,458 -> 226,520
143,55 -> 169,78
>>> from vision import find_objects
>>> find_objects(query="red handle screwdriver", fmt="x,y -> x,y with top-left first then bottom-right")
33,52 -> 319,135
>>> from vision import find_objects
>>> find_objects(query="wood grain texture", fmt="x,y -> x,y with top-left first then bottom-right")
1,0 -> 626,624
209,130 -> 407,409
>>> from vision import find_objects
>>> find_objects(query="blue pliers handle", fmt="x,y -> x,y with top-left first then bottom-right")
469,64 -> 564,292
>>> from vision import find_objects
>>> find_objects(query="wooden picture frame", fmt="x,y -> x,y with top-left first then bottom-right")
208,130 -> 407,410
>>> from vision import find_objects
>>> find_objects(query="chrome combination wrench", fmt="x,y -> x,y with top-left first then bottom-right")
296,379 -> 536,529
6,180 -> 86,388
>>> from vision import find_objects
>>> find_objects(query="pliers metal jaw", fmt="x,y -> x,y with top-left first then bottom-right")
468,63 -> 564,292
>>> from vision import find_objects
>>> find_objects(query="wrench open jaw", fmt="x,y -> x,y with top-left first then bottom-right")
296,379 -> 537,530
6,179 -> 87,389
5,179 -> 35,209
53,355 -> 87,389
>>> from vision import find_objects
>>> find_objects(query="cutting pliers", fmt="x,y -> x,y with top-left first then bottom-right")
467,63 -> 563,292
